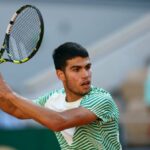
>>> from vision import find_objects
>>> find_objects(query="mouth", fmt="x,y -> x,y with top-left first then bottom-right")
81,81 -> 91,88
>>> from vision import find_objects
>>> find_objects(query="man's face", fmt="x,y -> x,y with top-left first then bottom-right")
58,56 -> 92,100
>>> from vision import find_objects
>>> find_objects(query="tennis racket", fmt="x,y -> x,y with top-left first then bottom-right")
0,4 -> 44,64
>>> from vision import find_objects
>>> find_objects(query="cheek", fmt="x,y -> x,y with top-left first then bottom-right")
67,73 -> 81,84
70,75 -> 80,82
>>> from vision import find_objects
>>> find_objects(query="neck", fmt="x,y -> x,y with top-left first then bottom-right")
65,94 -> 82,102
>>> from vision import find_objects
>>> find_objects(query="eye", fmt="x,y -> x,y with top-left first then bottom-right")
85,64 -> 91,70
72,67 -> 80,72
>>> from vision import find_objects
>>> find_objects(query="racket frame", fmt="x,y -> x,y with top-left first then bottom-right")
0,5 -> 44,64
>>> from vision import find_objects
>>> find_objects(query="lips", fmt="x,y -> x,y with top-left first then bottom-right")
81,81 -> 91,86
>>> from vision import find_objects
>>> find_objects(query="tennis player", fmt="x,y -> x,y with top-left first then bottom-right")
0,42 -> 122,150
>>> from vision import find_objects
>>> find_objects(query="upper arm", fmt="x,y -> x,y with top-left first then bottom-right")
57,106 -> 97,131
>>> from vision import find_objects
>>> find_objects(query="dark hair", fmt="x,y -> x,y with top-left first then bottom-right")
52,42 -> 89,70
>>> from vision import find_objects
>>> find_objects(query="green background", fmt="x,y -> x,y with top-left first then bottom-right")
0,128 -> 60,150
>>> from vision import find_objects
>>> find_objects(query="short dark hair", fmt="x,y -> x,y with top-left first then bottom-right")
52,42 -> 89,70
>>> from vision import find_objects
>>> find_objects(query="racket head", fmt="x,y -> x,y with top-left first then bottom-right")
0,5 -> 44,64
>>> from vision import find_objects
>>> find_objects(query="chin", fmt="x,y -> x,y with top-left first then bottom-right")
81,88 -> 91,95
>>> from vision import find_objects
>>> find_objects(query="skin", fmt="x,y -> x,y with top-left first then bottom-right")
0,56 -> 97,131
57,56 -> 92,101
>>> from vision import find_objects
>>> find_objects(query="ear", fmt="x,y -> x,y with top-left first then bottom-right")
56,70 -> 65,81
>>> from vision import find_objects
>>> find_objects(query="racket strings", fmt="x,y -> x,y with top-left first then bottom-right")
9,7 -> 41,61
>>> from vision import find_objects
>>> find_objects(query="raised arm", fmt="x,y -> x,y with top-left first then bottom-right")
0,74 -> 97,131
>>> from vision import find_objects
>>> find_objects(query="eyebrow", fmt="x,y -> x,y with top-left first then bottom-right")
70,63 -> 91,69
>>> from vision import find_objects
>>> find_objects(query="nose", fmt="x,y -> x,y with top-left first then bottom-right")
81,69 -> 91,78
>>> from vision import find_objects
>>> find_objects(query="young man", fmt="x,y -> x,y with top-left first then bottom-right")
0,42 -> 122,149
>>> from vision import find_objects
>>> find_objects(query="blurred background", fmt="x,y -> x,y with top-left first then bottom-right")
0,0 -> 150,150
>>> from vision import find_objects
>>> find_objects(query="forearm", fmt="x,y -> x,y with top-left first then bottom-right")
0,97 -> 16,114
0,95 -> 30,119
0,74 -> 29,119
0,74 -> 65,130
8,92 -> 66,131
